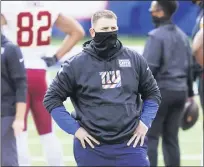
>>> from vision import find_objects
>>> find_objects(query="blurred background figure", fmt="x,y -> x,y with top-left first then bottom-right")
142,1 -> 194,166
1,34 -> 27,166
1,1 -> 84,166
191,0 -> 204,117
1,1 -> 203,166
191,0 -> 203,39
192,16 -> 203,68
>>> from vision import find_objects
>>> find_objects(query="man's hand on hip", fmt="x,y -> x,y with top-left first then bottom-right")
75,127 -> 100,149
12,119 -> 25,137
127,120 -> 148,147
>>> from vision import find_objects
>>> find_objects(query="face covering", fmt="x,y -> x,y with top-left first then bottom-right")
151,15 -> 170,27
93,31 -> 118,51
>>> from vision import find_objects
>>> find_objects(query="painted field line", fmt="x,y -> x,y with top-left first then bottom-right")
31,154 -> 202,162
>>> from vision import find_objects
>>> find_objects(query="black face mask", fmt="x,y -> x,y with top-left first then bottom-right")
151,16 -> 170,27
93,31 -> 118,51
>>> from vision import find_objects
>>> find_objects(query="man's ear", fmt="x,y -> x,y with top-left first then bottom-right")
89,28 -> 95,38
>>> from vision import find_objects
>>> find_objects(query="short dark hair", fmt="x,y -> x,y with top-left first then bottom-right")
157,0 -> 178,18
91,10 -> 117,27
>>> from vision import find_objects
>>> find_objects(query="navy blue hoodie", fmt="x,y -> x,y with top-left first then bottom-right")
43,40 -> 161,143
1,34 -> 27,117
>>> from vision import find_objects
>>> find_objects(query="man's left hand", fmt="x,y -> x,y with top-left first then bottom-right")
41,55 -> 58,67
12,119 -> 25,137
127,120 -> 148,147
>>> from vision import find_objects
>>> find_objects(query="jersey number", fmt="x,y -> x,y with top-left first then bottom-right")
17,11 -> 51,46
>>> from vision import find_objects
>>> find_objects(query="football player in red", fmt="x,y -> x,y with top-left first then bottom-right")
1,1 -> 85,165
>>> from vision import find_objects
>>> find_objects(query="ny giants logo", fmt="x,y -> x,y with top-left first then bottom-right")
99,70 -> 122,89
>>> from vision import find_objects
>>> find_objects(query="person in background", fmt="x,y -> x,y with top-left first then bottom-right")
143,1 -> 194,166
192,0 -> 203,39
1,1 -> 85,165
192,0 -> 204,112
1,34 -> 27,166
193,17 -> 203,68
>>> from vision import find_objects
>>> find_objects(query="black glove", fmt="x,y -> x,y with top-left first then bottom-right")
41,55 -> 58,67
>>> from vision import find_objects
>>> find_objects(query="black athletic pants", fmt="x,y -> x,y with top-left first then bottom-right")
1,116 -> 19,166
198,75 -> 203,110
147,89 -> 187,166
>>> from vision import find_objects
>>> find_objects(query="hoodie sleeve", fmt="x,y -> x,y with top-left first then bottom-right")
43,60 -> 76,113
137,54 -> 162,128
6,44 -> 27,103
43,59 -> 81,135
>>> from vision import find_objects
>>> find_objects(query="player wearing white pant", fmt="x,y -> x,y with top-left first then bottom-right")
1,1 -> 85,165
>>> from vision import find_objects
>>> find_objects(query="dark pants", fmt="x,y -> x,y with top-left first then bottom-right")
147,89 -> 187,166
198,76 -> 204,129
74,137 -> 150,166
1,116 -> 19,166
198,76 -> 203,110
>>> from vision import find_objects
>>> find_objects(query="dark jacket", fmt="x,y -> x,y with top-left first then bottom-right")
143,21 -> 194,97
1,35 -> 27,117
43,40 -> 161,144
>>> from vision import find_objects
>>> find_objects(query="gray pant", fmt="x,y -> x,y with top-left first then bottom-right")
1,116 -> 19,166
199,76 -> 203,110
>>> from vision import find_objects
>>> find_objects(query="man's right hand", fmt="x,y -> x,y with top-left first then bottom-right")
75,127 -> 100,149
12,119 -> 25,137
127,120 -> 148,147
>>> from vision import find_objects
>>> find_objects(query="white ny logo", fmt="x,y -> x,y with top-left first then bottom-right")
99,70 -> 122,89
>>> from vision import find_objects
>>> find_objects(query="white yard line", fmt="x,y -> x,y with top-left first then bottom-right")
31,155 -> 202,162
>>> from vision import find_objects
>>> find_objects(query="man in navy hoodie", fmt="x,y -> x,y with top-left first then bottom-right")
43,10 -> 161,166
1,34 -> 27,166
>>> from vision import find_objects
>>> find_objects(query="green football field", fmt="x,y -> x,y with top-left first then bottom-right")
27,37 -> 203,166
